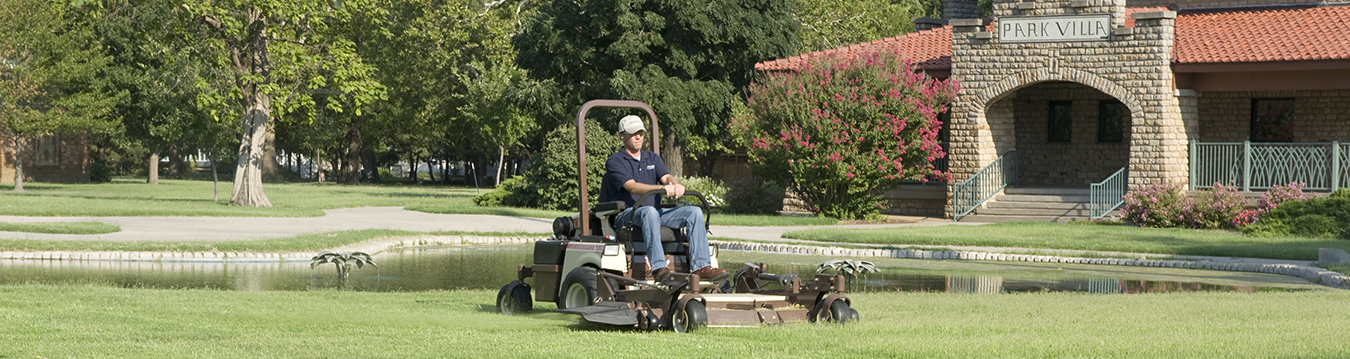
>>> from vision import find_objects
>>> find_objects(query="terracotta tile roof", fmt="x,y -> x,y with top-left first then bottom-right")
1174,6 -> 1350,63
755,8 -> 1165,72
756,6 -> 1350,72
754,26 -> 954,72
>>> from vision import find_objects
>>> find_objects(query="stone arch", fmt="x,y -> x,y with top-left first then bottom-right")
973,67 -> 1144,119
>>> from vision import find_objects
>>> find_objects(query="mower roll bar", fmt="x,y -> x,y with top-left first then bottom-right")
575,100 -> 661,236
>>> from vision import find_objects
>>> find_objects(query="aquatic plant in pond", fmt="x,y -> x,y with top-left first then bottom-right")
817,259 -> 879,284
310,251 -> 377,281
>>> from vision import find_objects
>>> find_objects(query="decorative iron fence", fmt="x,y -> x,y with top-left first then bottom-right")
952,151 -> 1017,221
1090,167 -> 1127,219
1190,141 -> 1345,192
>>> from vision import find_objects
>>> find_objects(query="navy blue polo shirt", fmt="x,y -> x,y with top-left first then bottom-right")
602,149 -> 669,208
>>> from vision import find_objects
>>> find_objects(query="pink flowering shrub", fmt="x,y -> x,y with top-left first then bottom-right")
1121,183 -> 1191,228
1189,183 -> 1247,229
1232,210 -> 1259,227
1257,182 -> 1316,213
730,50 -> 958,219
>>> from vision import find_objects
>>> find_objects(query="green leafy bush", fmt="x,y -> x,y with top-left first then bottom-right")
89,163 -> 112,183
723,176 -> 786,215
473,176 -> 525,207
501,120 -> 623,211
672,176 -> 727,207
733,50 -> 958,219
1331,188 -> 1350,199
1244,195 -> 1350,239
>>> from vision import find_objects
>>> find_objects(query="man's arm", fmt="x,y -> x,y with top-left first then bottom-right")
621,175 -> 684,198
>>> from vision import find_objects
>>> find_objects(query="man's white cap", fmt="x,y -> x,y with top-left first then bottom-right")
618,115 -> 646,135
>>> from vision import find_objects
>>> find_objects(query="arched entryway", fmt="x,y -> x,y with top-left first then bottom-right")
985,81 -> 1134,186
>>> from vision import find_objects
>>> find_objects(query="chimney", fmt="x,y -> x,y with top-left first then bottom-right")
912,17 -> 948,31
943,0 -> 979,20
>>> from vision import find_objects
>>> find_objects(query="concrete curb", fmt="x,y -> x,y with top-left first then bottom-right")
2,237 -> 1346,290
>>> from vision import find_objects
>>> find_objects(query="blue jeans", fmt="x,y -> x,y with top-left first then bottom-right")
615,205 -> 711,271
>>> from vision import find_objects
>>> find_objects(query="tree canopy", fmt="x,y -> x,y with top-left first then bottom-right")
513,0 -> 800,176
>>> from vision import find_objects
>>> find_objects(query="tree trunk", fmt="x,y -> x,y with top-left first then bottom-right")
261,130 -> 283,183
343,126 -> 361,185
230,90 -> 274,207
167,144 -> 183,179
495,145 -> 505,186
361,147 -> 379,183
147,152 -> 159,184
315,149 -> 325,183
211,156 -> 219,202
12,137 -> 25,192
662,131 -> 684,178
427,158 -> 436,183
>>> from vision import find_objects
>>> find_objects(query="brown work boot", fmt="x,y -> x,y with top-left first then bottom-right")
651,267 -> 672,281
691,266 -> 729,281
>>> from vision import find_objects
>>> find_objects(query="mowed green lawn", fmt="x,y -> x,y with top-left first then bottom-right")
1,284 -> 1346,358
785,222 -> 1350,261
0,179 -> 832,226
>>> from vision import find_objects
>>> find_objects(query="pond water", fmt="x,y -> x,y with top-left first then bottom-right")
0,244 -> 1324,293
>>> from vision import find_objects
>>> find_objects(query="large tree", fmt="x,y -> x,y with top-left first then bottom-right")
185,0 -> 386,206
796,0 -> 932,52
513,0 -> 799,177
0,0 -> 118,191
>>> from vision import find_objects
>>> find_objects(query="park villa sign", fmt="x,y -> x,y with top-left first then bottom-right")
999,15 -> 1112,43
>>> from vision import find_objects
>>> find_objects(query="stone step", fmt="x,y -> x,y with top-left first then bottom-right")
975,207 -> 1105,216
984,201 -> 1088,210
956,214 -> 1094,223
994,194 -> 1092,203
1004,187 -> 1091,196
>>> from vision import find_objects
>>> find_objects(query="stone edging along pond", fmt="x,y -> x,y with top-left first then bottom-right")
2,235 -> 1347,291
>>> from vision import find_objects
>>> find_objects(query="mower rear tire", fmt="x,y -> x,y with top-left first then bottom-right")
496,280 -> 533,315
672,300 -> 707,333
828,299 -> 852,323
559,267 -> 599,310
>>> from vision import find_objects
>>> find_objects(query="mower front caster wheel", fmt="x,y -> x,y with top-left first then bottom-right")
814,299 -> 856,324
496,280 -> 533,315
671,300 -> 707,333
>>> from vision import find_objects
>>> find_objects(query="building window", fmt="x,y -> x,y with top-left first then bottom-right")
34,135 -> 59,166
1251,98 -> 1294,142
1097,100 -> 1126,143
1048,101 -> 1072,143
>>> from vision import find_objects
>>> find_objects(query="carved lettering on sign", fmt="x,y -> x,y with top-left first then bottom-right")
999,15 -> 1112,43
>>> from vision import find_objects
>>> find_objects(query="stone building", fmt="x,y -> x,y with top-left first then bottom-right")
1,135 -> 92,184
756,0 -> 1350,221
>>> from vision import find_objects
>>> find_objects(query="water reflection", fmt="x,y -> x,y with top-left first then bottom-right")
0,245 -> 1300,293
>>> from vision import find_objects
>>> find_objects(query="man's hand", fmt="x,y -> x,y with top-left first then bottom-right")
663,183 -> 685,198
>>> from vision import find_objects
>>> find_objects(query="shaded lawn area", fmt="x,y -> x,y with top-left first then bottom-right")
0,179 -> 836,226
0,229 -> 548,252
0,179 -> 470,217
783,221 -> 1350,260
783,222 -> 1350,261
1,284 -> 1346,358
0,221 -> 120,235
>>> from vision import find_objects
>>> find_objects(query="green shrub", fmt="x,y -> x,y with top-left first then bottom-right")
1189,183 -> 1247,229
1331,188 -> 1350,199
89,163 -> 112,183
378,168 -> 397,181
474,176 -> 525,207
672,176 -> 727,207
723,177 -> 786,215
502,120 -> 623,211
1244,196 -> 1350,239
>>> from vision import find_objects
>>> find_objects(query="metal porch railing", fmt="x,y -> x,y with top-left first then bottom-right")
1090,167 -> 1128,219
952,151 -> 1017,221
1189,140 -> 1345,191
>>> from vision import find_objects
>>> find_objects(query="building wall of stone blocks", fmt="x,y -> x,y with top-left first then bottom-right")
1196,90 -> 1350,143
1,135 -> 90,184
1009,83 -> 1133,186
946,0 -> 1188,216
943,0 -> 980,19
882,185 -> 947,216
1126,0 -> 1320,9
